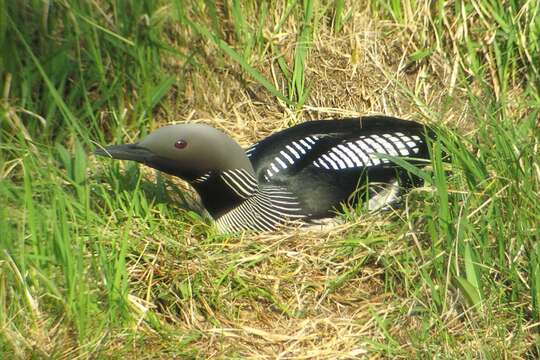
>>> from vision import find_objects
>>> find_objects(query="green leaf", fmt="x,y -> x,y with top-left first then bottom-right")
463,242 -> 482,300
410,49 -> 433,62
148,76 -> 176,111
455,276 -> 482,310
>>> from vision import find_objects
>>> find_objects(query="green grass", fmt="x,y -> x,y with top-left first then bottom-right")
1,0 -> 540,358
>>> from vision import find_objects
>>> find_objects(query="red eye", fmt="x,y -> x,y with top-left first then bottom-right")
174,140 -> 187,149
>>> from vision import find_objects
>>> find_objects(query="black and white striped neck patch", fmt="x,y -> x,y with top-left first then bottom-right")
192,172 -> 212,184
264,135 -> 320,179
313,132 -> 422,170
220,169 -> 259,199
215,185 -> 306,232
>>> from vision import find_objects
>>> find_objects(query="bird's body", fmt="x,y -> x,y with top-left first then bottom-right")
95,116 -> 432,232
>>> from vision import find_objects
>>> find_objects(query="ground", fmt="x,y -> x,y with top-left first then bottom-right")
1,1 -> 539,359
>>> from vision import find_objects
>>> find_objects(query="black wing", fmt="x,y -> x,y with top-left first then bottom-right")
246,116 -> 431,180
245,116 -> 433,219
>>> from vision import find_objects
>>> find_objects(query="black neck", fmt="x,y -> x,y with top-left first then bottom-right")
191,174 -> 248,219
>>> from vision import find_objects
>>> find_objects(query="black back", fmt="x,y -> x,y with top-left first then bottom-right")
246,116 -> 432,219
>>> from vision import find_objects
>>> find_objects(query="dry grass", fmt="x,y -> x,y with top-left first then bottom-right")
87,8 -> 519,359
115,217 -> 400,358
3,1 -> 538,358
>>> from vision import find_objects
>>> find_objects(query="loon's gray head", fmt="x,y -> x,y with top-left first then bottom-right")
95,124 -> 255,181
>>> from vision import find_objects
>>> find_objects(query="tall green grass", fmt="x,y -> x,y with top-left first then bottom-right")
1,0 -> 539,357
368,0 -> 540,355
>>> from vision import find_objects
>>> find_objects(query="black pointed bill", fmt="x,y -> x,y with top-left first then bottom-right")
94,143 -> 153,163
